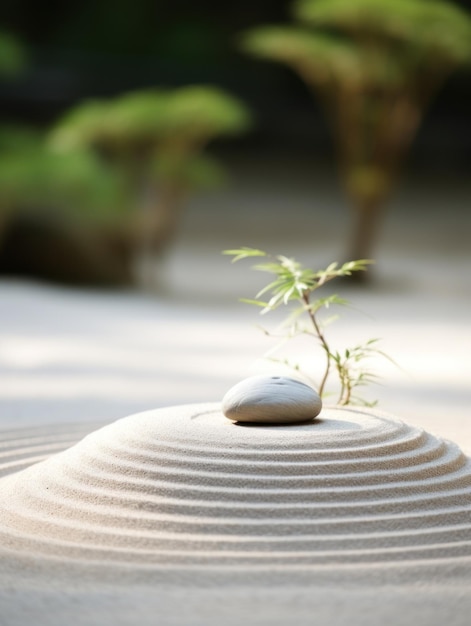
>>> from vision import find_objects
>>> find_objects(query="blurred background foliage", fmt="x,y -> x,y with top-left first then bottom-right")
50,86 -> 251,286
242,0 -> 471,267
0,0 -> 470,287
0,125 -> 125,220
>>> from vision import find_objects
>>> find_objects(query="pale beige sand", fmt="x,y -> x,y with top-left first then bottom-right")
0,159 -> 470,624
0,404 -> 470,625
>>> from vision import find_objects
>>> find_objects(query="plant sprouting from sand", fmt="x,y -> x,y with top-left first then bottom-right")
224,247 -> 393,406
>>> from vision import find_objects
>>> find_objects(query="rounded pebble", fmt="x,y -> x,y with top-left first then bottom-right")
222,375 -> 322,424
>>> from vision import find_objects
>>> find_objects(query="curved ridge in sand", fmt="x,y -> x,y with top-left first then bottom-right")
0,403 -> 470,568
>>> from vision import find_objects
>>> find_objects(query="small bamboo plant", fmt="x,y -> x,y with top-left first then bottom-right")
223,247 -> 393,406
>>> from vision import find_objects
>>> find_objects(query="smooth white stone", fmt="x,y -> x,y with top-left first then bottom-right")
222,375 -> 322,424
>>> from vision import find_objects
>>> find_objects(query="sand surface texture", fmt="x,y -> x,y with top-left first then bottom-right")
0,404 -> 470,625
0,159 -> 470,624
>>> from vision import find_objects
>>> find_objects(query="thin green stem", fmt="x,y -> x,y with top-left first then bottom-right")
340,379 -> 351,405
302,292 -> 331,397
336,362 -> 346,406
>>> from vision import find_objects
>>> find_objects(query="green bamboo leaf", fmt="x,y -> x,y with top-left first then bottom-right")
265,291 -> 286,310
255,277 -> 288,299
222,247 -> 267,263
320,314 -> 340,327
283,285 -> 296,304
239,298 -> 270,307
340,259 -> 375,274
309,294 -> 349,312
252,261 -> 287,274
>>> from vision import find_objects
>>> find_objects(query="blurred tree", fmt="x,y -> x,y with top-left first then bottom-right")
0,32 -> 134,285
0,126 -> 134,285
0,126 -> 124,208
51,85 -> 252,282
241,0 -> 471,267
0,126 -> 125,233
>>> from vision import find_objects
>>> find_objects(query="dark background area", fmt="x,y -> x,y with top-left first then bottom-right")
1,0 -> 470,172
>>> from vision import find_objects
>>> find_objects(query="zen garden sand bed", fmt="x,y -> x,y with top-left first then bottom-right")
0,161 -> 470,624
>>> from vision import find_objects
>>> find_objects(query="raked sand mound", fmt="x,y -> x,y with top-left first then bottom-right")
0,403 -> 470,577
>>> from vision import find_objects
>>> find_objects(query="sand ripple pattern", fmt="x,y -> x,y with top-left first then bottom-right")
0,404 -> 470,568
